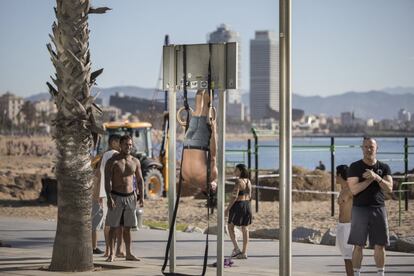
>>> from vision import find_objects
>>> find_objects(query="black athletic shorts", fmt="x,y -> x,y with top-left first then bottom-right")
348,206 -> 389,247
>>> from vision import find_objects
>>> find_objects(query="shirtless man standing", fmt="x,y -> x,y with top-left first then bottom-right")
105,134 -> 144,262
336,164 -> 354,276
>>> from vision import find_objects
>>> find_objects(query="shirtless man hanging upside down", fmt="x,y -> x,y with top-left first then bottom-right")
181,89 -> 218,193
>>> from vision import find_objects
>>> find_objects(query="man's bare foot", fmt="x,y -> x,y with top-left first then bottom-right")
105,255 -> 115,262
125,254 -> 140,261
116,252 -> 126,258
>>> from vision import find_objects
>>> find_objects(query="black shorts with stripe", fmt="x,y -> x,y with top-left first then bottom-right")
348,206 -> 389,247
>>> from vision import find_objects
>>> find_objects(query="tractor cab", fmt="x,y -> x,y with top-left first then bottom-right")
98,121 -> 153,158
96,121 -> 166,199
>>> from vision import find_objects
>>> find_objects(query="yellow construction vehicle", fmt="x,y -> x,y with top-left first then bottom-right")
95,120 -> 168,199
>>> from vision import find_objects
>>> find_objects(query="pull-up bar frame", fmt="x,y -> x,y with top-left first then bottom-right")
163,42 -> 238,276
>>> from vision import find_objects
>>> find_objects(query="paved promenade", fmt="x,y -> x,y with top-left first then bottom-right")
1,217 -> 413,275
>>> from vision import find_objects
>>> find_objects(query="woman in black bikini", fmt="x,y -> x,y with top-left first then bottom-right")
225,163 -> 252,259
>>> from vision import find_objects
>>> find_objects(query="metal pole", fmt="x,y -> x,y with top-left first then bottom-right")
247,139 -> 252,179
331,137 -> 335,217
164,35 -> 169,111
279,0 -> 292,275
167,46 -> 176,273
255,135 -> 259,212
404,137 -> 408,211
399,182 -> 402,226
217,89 -> 226,276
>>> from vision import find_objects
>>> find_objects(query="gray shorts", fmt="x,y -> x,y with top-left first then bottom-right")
106,192 -> 137,228
183,116 -> 210,150
92,200 -> 107,231
348,206 -> 389,246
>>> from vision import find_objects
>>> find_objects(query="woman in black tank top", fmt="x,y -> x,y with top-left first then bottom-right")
225,164 -> 252,260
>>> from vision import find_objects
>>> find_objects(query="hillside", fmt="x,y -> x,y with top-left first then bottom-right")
293,91 -> 414,120
24,86 -> 414,120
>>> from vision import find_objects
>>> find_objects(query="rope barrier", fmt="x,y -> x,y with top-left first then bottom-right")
224,180 -> 410,195
224,180 -> 338,195
229,173 -> 324,179
238,172 -> 414,179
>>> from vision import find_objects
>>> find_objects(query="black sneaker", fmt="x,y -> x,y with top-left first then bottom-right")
93,248 -> 104,254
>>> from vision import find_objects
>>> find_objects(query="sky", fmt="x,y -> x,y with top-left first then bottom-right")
0,0 -> 413,98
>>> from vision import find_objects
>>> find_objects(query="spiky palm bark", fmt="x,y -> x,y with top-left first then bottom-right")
47,0 -> 107,271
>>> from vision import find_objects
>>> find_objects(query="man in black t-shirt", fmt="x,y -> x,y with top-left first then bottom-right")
347,137 -> 393,276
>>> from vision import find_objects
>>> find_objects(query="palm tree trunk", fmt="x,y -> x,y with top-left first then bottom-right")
47,0 -> 106,271
50,127 -> 94,271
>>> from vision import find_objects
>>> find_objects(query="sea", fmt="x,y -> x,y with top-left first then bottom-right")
224,137 -> 414,174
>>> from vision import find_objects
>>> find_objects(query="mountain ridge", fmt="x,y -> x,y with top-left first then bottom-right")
292,90 -> 414,120
23,86 -> 414,120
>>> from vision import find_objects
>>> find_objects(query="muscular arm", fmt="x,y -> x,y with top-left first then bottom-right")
377,175 -> 393,194
209,121 -> 217,158
338,186 -> 353,205
134,159 -> 144,206
99,155 -> 105,182
209,120 -> 217,180
104,158 -> 114,199
347,176 -> 373,195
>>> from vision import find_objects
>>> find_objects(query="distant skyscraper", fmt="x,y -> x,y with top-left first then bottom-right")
208,24 -> 245,121
250,31 -> 279,121
208,24 -> 241,104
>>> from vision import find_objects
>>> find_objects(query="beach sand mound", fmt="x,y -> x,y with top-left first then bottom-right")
0,173 -> 43,200
0,136 -> 55,201
255,166 -> 339,201
1,134 -> 413,203
0,135 -> 55,157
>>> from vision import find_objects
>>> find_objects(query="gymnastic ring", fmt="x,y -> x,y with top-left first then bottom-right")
208,107 -> 217,123
176,106 -> 194,127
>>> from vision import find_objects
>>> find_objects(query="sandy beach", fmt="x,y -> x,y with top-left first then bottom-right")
1,197 -> 412,239
0,135 -> 413,241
